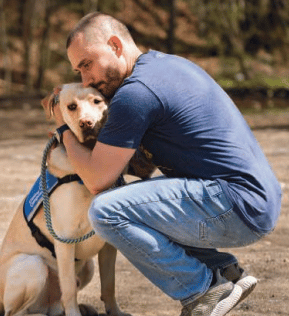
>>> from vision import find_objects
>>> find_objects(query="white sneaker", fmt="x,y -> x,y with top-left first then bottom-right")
236,275 -> 257,303
180,269 -> 242,316
221,264 -> 258,304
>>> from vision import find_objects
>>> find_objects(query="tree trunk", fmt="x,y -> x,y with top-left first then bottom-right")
23,0 -> 37,92
0,0 -> 12,93
35,0 -> 54,91
167,0 -> 176,54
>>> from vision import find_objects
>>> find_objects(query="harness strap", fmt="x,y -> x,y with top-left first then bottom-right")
58,174 -> 83,185
28,220 -> 57,258
24,173 -> 82,259
25,172 -> 124,259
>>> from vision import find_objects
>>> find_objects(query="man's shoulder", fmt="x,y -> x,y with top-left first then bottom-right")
110,79 -> 163,120
115,78 -> 159,104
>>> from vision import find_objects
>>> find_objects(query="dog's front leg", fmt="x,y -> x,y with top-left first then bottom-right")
54,241 -> 81,316
98,243 -> 123,316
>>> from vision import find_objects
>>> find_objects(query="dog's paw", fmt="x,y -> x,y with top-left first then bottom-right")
79,304 -> 99,316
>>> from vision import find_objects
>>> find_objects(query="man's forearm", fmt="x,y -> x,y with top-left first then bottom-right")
52,102 -> 134,194
61,130 -> 101,194
61,130 -> 135,195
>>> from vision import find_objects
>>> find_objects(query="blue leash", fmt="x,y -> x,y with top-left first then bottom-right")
40,135 -> 95,244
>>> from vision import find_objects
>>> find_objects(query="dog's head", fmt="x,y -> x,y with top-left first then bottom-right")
41,83 -> 108,146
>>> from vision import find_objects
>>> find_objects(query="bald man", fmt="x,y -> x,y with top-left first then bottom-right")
53,12 -> 281,316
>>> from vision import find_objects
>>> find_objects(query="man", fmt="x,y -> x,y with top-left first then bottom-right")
53,12 -> 282,316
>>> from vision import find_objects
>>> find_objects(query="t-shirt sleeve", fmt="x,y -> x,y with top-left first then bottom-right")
98,81 -> 162,149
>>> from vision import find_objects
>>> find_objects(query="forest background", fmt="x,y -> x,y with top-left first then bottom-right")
1,0 -> 289,112
1,2 -> 289,315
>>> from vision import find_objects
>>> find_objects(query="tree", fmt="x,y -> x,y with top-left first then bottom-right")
167,0 -> 176,54
83,0 -> 99,15
0,0 -> 12,93
22,0 -> 37,91
186,0 -> 289,78
187,0 -> 251,79
134,0 -> 177,54
35,0 -> 55,91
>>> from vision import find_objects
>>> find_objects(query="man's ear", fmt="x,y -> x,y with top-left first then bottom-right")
108,36 -> 123,57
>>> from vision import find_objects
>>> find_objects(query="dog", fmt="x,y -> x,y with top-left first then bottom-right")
0,83 -> 135,316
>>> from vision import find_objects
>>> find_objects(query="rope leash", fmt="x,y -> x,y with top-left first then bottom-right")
40,134 -> 95,244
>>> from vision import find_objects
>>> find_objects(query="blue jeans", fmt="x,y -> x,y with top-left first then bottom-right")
88,176 -> 262,304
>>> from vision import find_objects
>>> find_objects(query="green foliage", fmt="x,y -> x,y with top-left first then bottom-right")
98,0 -> 122,13
1,0 -> 289,95
217,74 -> 289,90
185,0 -> 289,58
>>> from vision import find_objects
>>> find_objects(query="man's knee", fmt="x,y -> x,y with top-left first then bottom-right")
88,191 -> 121,231
88,195 -> 108,227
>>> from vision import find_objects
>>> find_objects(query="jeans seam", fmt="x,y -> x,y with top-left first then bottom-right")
206,208 -> 234,222
112,195 -> 192,220
122,195 -> 191,211
199,221 -> 206,241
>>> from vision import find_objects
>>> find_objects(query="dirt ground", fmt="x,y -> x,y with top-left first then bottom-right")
0,104 -> 289,316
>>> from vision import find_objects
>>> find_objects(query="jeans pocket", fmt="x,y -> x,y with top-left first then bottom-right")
199,208 -> 261,248
199,208 -> 233,243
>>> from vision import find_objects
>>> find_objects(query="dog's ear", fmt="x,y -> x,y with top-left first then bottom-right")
41,92 -> 55,119
41,86 -> 62,119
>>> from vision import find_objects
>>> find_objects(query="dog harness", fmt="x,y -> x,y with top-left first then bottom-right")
23,170 -> 84,258
23,170 -> 125,258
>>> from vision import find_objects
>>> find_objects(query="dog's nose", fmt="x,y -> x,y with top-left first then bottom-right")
79,118 -> 93,130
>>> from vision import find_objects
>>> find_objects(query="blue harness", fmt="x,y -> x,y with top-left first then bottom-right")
23,170 -> 83,258
24,170 -> 83,222
23,170 -> 125,258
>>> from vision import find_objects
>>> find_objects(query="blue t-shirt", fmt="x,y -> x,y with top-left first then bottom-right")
98,50 -> 281,234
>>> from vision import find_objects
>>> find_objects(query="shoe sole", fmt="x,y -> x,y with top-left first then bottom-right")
236,275 -> 258,303
210,284 -> 242,316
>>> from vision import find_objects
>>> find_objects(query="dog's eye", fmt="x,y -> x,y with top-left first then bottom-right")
94,99 -> 101,104
68,103 -> 77,111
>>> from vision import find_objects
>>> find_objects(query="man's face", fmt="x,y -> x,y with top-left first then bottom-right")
67,33 -> 125,99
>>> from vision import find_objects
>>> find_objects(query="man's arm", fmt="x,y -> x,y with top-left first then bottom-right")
62,130 -> 135,194
53,103 -> 135,195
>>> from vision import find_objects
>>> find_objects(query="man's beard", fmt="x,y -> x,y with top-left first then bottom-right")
91,66 -> 122,100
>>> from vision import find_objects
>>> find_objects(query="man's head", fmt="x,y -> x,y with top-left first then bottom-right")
67,12 -> 141,99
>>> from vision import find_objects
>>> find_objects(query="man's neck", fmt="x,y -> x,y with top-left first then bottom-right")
126,48 -> 143,78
